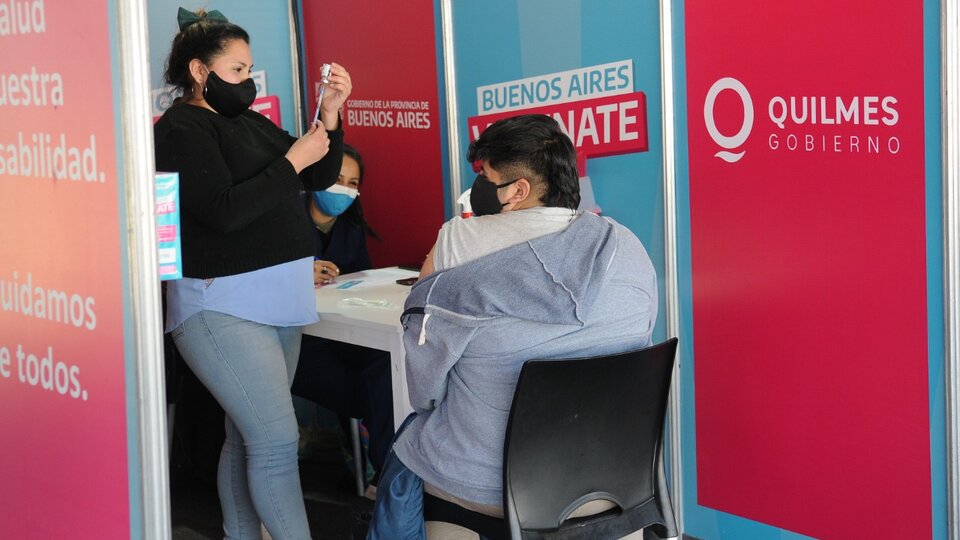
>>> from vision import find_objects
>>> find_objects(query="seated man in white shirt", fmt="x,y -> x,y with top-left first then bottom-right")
367,114 -> 658,539
419,119 -> 582,276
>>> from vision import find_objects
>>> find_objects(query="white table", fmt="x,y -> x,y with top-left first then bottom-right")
302,267 -> 418,429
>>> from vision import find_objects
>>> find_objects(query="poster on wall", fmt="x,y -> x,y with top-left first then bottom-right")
0,1 -> 131,537
466,60 -> 649,161
300,0 -> 446,267
684,1 -> 930,538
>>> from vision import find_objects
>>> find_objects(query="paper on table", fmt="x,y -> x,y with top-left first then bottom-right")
339,297 -> 393,308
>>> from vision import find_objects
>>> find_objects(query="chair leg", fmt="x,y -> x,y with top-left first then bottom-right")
350,418 -> 364,496
167,403 -> 176,456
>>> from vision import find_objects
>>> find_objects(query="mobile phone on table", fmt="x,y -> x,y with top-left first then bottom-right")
396,277 -> 418,286
312,63 -> 332,124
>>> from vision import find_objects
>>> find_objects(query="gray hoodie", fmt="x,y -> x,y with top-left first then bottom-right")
393,211 -> 658,506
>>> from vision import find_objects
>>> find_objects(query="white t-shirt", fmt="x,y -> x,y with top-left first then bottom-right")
433,206 -> 579,271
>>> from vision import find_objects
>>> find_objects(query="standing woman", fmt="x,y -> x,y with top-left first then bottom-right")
154,8 -> 351,539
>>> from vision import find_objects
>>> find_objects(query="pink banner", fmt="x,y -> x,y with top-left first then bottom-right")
301,0 -> 445,267
685,1 -> 930,538
0,2 -> 129,538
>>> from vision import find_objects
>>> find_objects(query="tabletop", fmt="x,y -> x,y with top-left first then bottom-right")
314,267 -> 419,328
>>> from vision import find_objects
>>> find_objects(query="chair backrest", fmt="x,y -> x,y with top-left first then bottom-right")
502,338 -> 679,540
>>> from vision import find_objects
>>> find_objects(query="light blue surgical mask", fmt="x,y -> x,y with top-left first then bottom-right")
312,183 -> 359,217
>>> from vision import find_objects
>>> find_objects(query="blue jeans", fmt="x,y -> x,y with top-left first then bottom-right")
172,310 -> 310,540
367,414 -> 426,540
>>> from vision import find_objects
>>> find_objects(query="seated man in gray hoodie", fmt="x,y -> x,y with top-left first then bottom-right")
367,114 -> 658,539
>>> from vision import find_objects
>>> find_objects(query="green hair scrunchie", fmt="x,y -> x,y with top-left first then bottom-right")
177,7 -> 228,31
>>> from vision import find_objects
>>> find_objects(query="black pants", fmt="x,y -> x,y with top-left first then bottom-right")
291,335 -> 394,474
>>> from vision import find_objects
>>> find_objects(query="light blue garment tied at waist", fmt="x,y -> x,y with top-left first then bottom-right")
165,256 -> 319,332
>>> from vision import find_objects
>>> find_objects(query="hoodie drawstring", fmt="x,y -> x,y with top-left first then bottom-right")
418,313 -> 431,346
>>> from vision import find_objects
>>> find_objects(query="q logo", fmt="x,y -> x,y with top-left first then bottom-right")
704,77 -> 753,163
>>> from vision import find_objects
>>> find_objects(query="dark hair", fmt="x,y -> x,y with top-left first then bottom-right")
163,11 -> 250,100
339,144 -> 380,240
467,114 -> 580,210
344,144 -> 365,182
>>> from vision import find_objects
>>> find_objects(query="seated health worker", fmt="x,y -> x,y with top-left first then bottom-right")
367,114 -> 659,538
290,144 -> 395,489
153,7 -> 352,539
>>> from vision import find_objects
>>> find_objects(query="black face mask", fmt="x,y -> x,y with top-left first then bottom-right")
204,71 -> 257,118
470,174 -> 520,216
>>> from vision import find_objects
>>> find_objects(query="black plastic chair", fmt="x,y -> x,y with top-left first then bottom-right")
502,338 -> 679,539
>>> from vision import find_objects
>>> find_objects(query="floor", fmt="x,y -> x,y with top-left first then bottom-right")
169,446 -> 375,540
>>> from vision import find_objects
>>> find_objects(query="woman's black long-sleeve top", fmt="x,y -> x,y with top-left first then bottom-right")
154,102 -> 343,278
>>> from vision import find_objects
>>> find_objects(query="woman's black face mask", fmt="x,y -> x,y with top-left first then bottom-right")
204,71 -> 257,118
469,174 -> 520,216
